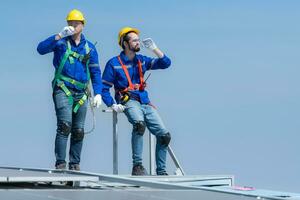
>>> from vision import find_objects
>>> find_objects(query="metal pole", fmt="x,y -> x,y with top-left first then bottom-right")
167,146 -> 185,176
149,131 -> 155,175
112,111 -> 118,175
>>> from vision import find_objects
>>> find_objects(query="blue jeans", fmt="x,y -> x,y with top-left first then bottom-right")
123,100 -> 169,174
52,87 -> 87,167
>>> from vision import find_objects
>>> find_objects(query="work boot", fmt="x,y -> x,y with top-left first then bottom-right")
69,164 -> 80,171
132,164 -> 147,176
55,163 -> 66,170
157,171 -> 168,176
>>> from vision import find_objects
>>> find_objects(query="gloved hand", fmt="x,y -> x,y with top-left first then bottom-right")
58,26 -> 75,38
111,104 -> 126,113
142,38 -> 158,51
93,94 -> 102,108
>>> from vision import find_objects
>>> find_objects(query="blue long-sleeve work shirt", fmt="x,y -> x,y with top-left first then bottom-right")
102,51 -> 171,107
37,34 -> 102,95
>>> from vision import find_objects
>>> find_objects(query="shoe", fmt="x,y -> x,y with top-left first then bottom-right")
55,163 -> 66,170
157,171 -> 168,176
69,164 -> 80,171
132,164 -> 147,176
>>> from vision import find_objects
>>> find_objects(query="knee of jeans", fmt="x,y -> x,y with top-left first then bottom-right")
57,121 -> 72,136
157,132 -> 171,146
71,128 -> 85,141
133,121 -> 146,136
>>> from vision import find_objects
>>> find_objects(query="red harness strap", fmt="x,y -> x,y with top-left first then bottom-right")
117,56 -> 145,92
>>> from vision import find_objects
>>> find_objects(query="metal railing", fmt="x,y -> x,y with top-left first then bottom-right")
103,109 -> 185,176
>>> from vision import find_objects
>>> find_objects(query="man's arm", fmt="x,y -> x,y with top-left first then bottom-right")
88,45 -> 103,96
142,38 -> 171,70
37,26 -> 75,55
101,61 -> 116,107
37,35 -> 59,55
152,48 -> 164,58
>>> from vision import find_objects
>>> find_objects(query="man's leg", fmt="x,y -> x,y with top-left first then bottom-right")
143,104 -> 171,175
53,88 -> 73,169
124,100 -> 147,175
69,91 -> 88,170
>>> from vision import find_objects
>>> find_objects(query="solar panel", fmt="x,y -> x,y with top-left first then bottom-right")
0,167 -> 98,183
0,167 -> 299,200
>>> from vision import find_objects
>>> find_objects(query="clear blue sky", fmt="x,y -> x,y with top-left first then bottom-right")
0,0 -> 299,193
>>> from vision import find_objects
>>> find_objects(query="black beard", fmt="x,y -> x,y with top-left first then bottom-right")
129,44 -> 140,52
133,47 -> 140,52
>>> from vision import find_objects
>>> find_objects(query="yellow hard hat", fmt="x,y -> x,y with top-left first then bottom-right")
118,27 -> 140,46
66,9 -> 85,24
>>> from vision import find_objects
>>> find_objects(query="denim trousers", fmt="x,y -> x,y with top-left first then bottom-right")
124,100 -> 169,174
52,87 -> 87,167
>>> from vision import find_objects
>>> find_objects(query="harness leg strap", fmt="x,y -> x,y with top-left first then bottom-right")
73,94 -> 88,113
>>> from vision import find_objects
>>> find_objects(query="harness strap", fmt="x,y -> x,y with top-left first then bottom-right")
59,75 -> 87,89
137,60 -> 145,90
57,80 -> 73,105
117,56 -> 134,90
117,56 -> 145,92
53,40 -> 91,113
73,93 -> 88,113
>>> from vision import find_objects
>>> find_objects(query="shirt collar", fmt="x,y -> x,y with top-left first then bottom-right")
67,34 -> 86,47
120,51 -> 138,64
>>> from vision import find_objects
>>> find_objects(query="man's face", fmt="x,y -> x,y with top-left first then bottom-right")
126,32 -> 140,52
67,20 -> 84,34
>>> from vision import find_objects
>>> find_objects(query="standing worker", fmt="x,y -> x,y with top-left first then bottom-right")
37,9 -> 103,171
102,27 -> 172,175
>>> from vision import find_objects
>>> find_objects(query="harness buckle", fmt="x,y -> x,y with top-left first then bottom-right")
120,92 -> 130,105
133,84 -> 140,90
78,99 -> 84,105
70,79 -> 76,84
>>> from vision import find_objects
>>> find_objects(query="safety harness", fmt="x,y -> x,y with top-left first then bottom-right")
116,56 -> 147,104
52,40 -> 91,113
117,56 -> 146,92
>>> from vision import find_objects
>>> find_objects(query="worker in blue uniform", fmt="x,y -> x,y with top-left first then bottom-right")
102,27 -> 172,175
37,9 -> 103,171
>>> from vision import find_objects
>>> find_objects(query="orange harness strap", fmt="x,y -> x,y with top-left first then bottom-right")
117,56 -> 145,91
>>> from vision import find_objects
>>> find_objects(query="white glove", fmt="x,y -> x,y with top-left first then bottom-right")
58,26 -> 75,38
93,94 -> 102,108
111,104 -> 126,113
142,38 -> 158,51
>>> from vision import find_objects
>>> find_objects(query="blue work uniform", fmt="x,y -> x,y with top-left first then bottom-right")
102,51 -> 171,106
37,34 -> 102,95
102,51 -> 172,174
37,34 -> 102,169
